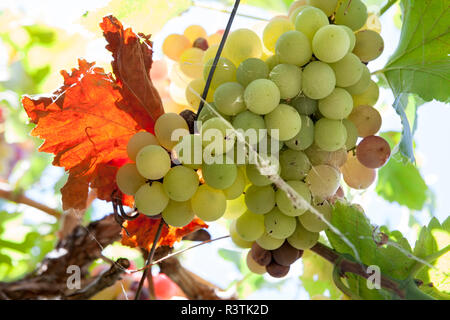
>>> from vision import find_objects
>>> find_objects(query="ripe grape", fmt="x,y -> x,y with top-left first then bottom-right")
291,95 -> 318,116
236,58 -> 269,87
116,163 -> 146,196
266,261 -> 290,278
191,184 -> 226,221
232,110 -> 266,144
202,44 -> 219,64
314,118 -> 347,151
305,164 -> 341,199
230,220 -> 253,248
302,61 -> 336,99
136,145 -> 171,180
335,0 -> 368,31
223,28 -> 263,66
203,57 -> 237,89
285,115 -> 315,151
329,53 -> 363,87
318,88 -> 353,120
127,132 -> 158,161
245,185 -> 276,214
263,18 -> 294,53
272,241 -> 301,266
356,135 -> 391,168
193,37 -> 209,51
265,104 -> 302,141
348,105 -> 382,137
224,194 -> 246,219
257,231 -> 285,250
305,144 -> 348,168
155,113 -> 190,150
223,167 -> 246,200
279,149 -> 311,180
298,201 -> 332,232
202,156 -> 238,189
352,80 -> 380,107
264,207 -> 297,239
342,119 -> 358,150
341,152 -> 376,189
339,25 -> 356,53
201,117 -> 235,154
287,221 -> 319,250
184,25 -> 207,43
135,182 -> 169,216
275,30 -> 312,66
353,30 -> 384,62
312,25 -> 350,63
269,64 -> 302,99
214,82 -> 246,116
307,0 -> 338,16
162,200 -> 195,227
172,134 -> 203,169
244,79 -> 280,115
246,163 -> 276,186
179,47 -> 204,79
288,0 -> 308,20
295,6 -> 329,41
289,4 -> 309,23
276,180 -> 311,216
162,34 -> 191,61
345,64 -> 371,95
265,54 -> 281,71
185,79 -> 214,109
163,165 -> 199,201
246,251 -> 266,274
251,243 -> 272,266
208,31 -> 223,46
235,210 -> 265,241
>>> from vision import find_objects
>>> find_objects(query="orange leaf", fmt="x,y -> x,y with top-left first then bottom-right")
121,216 -> 208,250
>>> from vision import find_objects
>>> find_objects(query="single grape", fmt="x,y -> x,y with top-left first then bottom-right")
305,144 -> 348,168
318,88 -> 353,120
345,64 -> 371,95
329,53 -> 363,87
201,117 -> 235,155
352,80 -> 380,107
353,30 -> 384,62
223,194 -> 247,219
263,18 -> 294,53
135,182 -> 169,216
257,231 -> 285,250
342,119 -> 358,150
203,57 -> 237,89
214,82 -> 246,116
341,152 -> 376,189
193,37 -> 208,51
291,95 -> 318,115
162,34 -> 191,61
289,0 -> 308,17
295,6 -> 329,41
236,58 -> 269,87
245,184 -> 276,214
356,135 -> 391,168
127,132 -> 158,162
136,145 -> 171,180
335,0 -> 368,31
223,167 -> 246,199
172,134 -> 203,169
184,25 -> 207,43
116,163 -> 146,196
246,251 -> 266,274
276,180 -> 311,216
244,79 -> 280,115
339,25 -> 356,53
269,64 -> 302,99
272,241 -> 301,266
305,164 -> 341,200
312,25 -> 350,63
285,115 -> 315,151
298,201 -> 332,232
202,155 -> 237,190
223,28 -> 263,66
232,110 -> 266,144
265,207 -> 297,239
266,261 -> 290,278
307,0 -> 338,16
230,220 -> 253,248
202,44 -> 219,64
179,47 -> 204,79
235,210 -> 265,241
251,242 -> 272,266
162,200 -> 195,227
265,54 -> 281,71
265,104 -> 302,141
314,118 -> 347,151
279,149 -> 311,180
163,165 -> 199,201
348,105 -> 382,137
302,61 -> 336,99
275,30 -> 312,66
246,162 -> 278,186
287,221 -> 319,250
289,4 -> 310,23
191,184 -> 226,221
155,113 -> 190,150
185,78 -> 214,110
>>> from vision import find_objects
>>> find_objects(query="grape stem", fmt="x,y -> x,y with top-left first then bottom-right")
379,0 -> 398,17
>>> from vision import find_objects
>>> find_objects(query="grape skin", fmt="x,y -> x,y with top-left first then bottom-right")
116,163 -> 146,196
314,118 -> 347,151
341,152 -> 377,189
191,185 -> 226,221
279,149 -> 311,180
245,185 -> 276,214
244,79 -> 281,115
135,182 -> 169,216
305,164 -> 341,200
265,104 -> 302,141
214,82 -> 246,116
235,210 -> 265,241
285,115 -> 315,151
162,200 -> 195,227
348,105 -> 382,137
298,201 -> 332,232
203,57 -> 237,89
329,53 -> 364,87
353,30 -> 384,62
127,132 -> 158,162
302,61 -> 336,99
257,231 -> 285,250
312,25 -> 350,63
246,251 -> 266,274
272,241 -> 301,266
287,222 -> 319,250
266,261 -> 290,278
136,145 -> 171,180
154,113 -> 190,151
275,30 -> 312,66
236,58 -> 269,87
356,135 -> 391,168
264,207 -> 297,239
295,6 -> 329,41
223,29 -> 263,67
230,220 -> 253,248
251,242 -> 272,266
276,180 -> 311,217
263,19 -> 294,53
335,0 -> 368,31
269,64 -> 303,99
318,88 -> 354,120
163,165 -> 199,201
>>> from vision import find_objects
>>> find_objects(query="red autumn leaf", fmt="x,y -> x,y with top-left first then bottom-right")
121,216 -> 208,251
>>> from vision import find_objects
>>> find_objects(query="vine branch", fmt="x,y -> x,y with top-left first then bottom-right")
0,188 -> 61,218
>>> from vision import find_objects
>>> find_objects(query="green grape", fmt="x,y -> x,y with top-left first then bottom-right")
314,118 -> 347,151
342,119 -> 358,150
191,184 -> 226,221
289,4 -> 310,23
257,231 -> 285,250
162,200 -> 195,227
179,47 -> 204,78
214,82 -> 246,116
275,30 -> 312,66
127,132 -> 158,161
339,25 -> 356,53
345,64 -> 370,95
305,144 -> 348,168
305,164 -> 341,199
185,78 -> 215,110
163,165 -> 199,201
155,113 -> 189,150
265,54 -> 281,71
246,251 -> 266,274
116,163 -> 146,196
353,30 -> 384,62
264,207 -> 297,239
246,158 -> 280,186
312,25 -> 350,63
287,221 -> 319,249
299,201 -> 332,232
203,57 -> 237,89
236,58 -> 269,87
269,64 -> 302,99
223,167 -> 246,199
295,6 -> 329,41
302,61 -> 336,99
307,0 -> 338,16
135,182 -> 169,216
202,44 -> 219,64
223,28 -> 263,66
202,155 -> 237,190
235,210 -> 265,241
263,18 -> 294,53
244,79 -> 280,115
318,88 -> 353,120
285,115 -> 314,151
136,145 -> 171,180
329,53 -> 363,87
245,185 -> 276,214
348,105 -> 381,137
335,0 -> 368,31
232,110 -> 266,144
276,180 -> 311,216
352,80 -> 380,107
201,117 -> 235,155
197,102 -> 231,125
230,220 -> 253,248
291,95 -> 318,115
279,149 -> 311,180
223,194 -> 247,219
173,134 -> 202,169
265,104 -> 302,141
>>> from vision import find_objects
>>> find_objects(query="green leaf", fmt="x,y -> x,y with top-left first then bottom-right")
384,0 -> 450,103
218,248 -> 243,271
